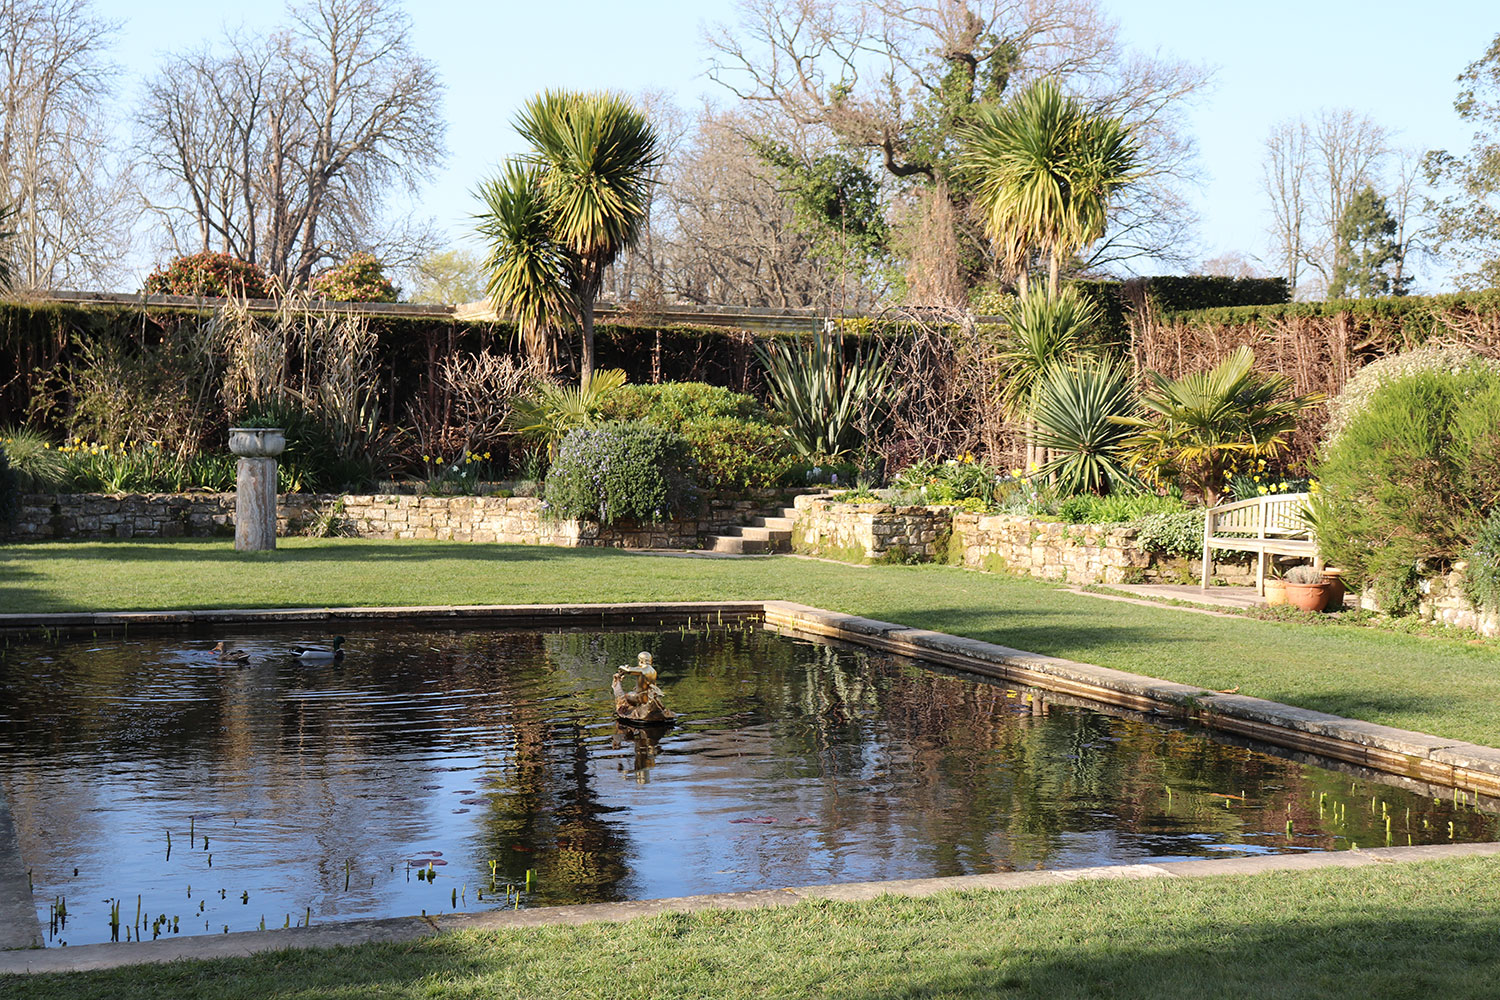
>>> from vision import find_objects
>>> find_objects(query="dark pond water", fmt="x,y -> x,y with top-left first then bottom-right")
0,624 -> 1494,947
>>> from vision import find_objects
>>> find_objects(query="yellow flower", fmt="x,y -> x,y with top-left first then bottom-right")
1009,468 -> 1022,478
422,455 -> 430,462
483,452 -> 491,460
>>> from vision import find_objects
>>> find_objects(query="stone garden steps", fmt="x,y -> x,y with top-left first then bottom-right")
706,506 -> 801,555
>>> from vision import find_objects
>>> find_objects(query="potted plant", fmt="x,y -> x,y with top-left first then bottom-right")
1264,565 -> 1288,607
1283,564 -> 1332,612
1320,567 -> 1346,610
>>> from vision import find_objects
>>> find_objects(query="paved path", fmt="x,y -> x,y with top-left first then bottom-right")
3,842 -> 1497,975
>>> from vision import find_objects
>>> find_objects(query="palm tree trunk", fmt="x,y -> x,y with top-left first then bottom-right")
580,294 -> 596,386
1048,252 -> 1060,297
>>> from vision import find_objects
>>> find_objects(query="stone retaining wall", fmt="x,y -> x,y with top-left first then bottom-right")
790,496 -> 951,563
790,497 -> 1251,584
1359,566 -> 1500,638
5,491 -> 793,549
953,512 -> 1253,586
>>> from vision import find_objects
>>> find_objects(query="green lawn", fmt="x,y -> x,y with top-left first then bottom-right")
6,856 -> 1499,999
3,538 -> 1499,746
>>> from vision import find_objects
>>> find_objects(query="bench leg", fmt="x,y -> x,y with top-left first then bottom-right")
1201,542 -> 1212,590
1257,550 -> 1266,596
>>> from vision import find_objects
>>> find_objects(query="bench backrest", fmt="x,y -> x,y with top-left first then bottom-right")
1206,493 -> 1312,540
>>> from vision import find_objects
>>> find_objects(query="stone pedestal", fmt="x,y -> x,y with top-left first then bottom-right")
228,428 -> 286,552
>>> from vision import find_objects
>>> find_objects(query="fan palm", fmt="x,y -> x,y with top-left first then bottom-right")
513,91 -> 661,383
510,368 -> 628,458
476,161 -> 577,367
1031,355 -> 1140,496
1113,346 -> 1323,505
961,79 -> 1137,294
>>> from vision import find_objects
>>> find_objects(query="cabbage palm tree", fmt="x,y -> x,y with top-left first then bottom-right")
512,91 -> 661,383
1114,346 -> 1322,505
475,161 -> 576,367
961,80 -> 1137,295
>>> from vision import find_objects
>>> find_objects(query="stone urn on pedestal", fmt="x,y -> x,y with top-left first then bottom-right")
228,427 -> 285,551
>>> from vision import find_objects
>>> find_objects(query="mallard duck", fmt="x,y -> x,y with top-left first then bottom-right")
292,636 -> 345,662
212,641 -> 252,664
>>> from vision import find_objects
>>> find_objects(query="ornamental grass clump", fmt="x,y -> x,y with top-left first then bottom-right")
543,421 -> 697,525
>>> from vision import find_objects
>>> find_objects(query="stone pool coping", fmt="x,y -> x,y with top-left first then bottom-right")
3,842 -> 1499,974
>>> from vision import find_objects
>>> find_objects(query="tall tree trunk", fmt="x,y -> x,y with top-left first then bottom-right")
580,294 -> 596,386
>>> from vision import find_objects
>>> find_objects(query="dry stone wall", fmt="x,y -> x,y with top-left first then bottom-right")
790,498 -> 1250,584
1359,567 -> 1500,638
790,496 -> 951,562
5,491 -> 791,549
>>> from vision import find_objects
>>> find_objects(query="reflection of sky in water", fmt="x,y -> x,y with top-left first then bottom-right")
1,625 -> 1494,946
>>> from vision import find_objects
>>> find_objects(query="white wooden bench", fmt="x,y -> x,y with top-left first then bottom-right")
1201,493 -> 1320,594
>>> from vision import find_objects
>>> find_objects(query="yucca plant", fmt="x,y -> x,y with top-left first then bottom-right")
756,334 -> 891,463
1031,355 -> 1140,496
509,368 -> 628,457
1114,346 -> 1322,505
992,285 -> 1105,470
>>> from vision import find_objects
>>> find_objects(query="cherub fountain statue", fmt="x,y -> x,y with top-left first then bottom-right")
612,652 -> 675,724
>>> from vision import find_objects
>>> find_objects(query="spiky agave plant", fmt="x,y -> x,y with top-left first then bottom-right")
756,333 -> 891,463
1031,355 -> 1140,496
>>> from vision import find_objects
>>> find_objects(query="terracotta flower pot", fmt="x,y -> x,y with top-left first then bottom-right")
1284,581 -> 1331,613
1320,569 -> 1346,610
1264,578 -> 1288,607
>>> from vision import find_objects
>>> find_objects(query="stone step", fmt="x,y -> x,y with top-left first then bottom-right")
728,524 -> 791,544
711,534 -> 767,555
748,515 -> 795,531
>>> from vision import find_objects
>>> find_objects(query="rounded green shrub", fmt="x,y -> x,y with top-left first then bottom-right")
544,421 -> 698,524
597,382 -> 795,490
1322,345 -> 1500,448
311,253 -> 398,303
1310,364 -> 1500,596
144,252 -> 270,299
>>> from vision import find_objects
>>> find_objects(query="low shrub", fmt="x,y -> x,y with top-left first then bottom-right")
678,417 -> 796,491
544,421 -> 698,524
1,427 -> 65,490
1310,365 -> 1500,594
1462,509 -> 1500,615
598,383 -> 796,490
891,457 -> 1001,506
599,382 -> 766,424
1056,492 -> 1185,524
1131,509 -> 1206,557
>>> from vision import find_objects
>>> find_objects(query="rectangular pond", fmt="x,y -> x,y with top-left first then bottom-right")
1,622 -> 1495,947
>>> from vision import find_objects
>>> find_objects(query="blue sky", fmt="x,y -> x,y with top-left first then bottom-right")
97,0 -> 1496,290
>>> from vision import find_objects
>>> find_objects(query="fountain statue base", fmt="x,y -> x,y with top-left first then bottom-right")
612,652 -> 675,724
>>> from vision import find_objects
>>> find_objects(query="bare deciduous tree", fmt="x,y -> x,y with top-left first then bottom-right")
137,0 -> 447,287
706,0 -> 1210,276
1262,109 -> 1390,299
0,0 -> 133,289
